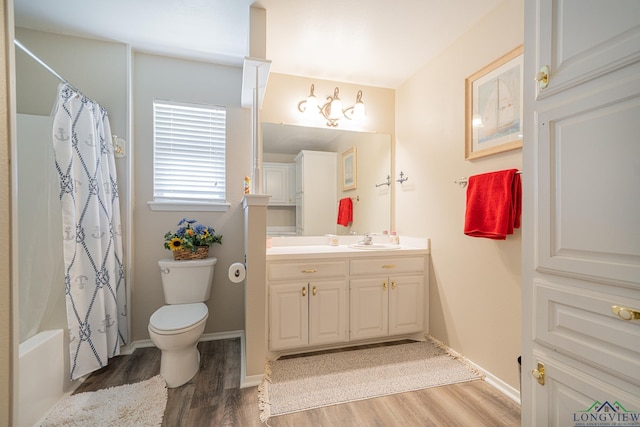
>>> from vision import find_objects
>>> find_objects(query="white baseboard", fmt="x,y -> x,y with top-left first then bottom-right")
241,374 -> 264,388
426,335 -> 520,405
463,356 -> 521,405
120,330 -> 245,355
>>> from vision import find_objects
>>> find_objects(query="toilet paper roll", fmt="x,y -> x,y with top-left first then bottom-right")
228,262 -> 246,283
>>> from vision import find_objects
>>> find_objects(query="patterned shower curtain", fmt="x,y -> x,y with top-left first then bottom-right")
52,83 -> 128,380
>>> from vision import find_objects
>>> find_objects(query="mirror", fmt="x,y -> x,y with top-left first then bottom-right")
262,123 -> 391,236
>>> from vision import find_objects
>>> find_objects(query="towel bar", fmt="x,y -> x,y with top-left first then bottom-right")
454,171 -> 522,188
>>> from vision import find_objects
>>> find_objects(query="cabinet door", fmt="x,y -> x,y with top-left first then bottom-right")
269,283 -> 308,351
263,163 -> 290,205
389,275 -> 424,335
309,280 -> 349,346
349,277 -> 388,340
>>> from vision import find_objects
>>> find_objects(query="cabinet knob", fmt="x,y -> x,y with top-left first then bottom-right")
312,285 -> 317,296
391,281 -> 396,290
302,286 -> 307,297
383,282 -> 387,290
382,264 -> 396,269
301,269 -> 318,274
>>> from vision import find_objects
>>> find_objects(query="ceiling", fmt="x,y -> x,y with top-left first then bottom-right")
13,0 -> 504,89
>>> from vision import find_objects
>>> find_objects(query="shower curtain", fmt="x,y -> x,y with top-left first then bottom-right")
52,83 -> 128,380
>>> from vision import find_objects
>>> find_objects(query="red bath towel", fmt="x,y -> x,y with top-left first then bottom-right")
337,197 -> 353,226
464,169 -> 521,240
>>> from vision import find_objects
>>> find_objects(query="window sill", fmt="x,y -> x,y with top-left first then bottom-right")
147,201 -> 231,212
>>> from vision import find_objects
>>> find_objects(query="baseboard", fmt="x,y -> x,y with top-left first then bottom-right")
119,330 -> 245,355
458,353 -> 521,405
426,335 -> 520,405
241,374 -> 264,388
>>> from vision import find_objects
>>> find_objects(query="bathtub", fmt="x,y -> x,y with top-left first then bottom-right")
19,330 -> 75,427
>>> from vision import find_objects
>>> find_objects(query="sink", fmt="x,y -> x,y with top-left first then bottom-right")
349,243 -> 401,250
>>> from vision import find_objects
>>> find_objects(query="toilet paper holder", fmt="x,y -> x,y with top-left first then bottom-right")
228,262 -> 247,283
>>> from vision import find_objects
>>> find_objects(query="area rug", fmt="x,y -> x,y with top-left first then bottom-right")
258,336 -> 484,423
42,375 -> 167,426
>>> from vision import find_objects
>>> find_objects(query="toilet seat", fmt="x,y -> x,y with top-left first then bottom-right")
149,302 -> 208,335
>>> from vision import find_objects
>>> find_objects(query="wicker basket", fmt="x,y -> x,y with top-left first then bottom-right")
172,246 -> 209,261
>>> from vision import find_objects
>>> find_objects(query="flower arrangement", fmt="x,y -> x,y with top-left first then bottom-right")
164,218 -> 223,253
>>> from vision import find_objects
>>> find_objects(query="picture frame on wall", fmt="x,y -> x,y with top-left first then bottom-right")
465,45 -> 524,160
341,147 -> 357,191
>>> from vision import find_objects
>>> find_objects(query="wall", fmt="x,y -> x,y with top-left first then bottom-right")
395,0 -> 524,389
132,53 -> 250,341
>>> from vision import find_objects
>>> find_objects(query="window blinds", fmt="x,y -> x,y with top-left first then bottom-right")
153,101 -> 226,202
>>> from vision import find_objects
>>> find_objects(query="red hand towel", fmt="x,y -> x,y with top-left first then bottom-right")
464,169 -> 521,240
337,197 -> 353,227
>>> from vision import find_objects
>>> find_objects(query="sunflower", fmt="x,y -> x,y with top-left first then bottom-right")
169,237 -> 184,251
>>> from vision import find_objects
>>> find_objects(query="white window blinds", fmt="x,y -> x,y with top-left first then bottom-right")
153,101 -> 226,202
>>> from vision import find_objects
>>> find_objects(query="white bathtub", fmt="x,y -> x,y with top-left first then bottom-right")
19,330 -> 75,427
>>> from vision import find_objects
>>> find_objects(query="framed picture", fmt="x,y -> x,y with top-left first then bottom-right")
465,45 -> 524,160
341,147 -> 357,191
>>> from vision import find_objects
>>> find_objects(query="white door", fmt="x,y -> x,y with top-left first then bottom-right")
522,1 -> 640,426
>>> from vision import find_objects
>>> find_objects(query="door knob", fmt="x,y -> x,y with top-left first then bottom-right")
535,65 -> 549,89
531,362 -> 545,385
612,305 -> 640,321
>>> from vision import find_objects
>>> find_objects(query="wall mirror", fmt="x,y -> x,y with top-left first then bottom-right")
262,122 -> 391,236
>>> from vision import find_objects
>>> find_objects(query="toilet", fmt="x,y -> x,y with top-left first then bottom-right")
148,257 -> 217,388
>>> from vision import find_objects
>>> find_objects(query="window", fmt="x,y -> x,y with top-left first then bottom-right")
152,100 -> 227,209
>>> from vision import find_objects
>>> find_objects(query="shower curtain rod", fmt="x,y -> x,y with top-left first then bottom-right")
14,39 -> 79,92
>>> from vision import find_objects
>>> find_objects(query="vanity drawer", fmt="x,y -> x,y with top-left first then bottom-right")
350,257 -> 425,276
268,260 -> 348,281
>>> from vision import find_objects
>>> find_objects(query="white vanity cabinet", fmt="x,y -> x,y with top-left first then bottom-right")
263,162 -> 296,206
267,248 -> 428,355
349,257 -> 425,340
268,260 -> 349,351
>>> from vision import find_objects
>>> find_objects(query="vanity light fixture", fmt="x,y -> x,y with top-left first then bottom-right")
298,84 -> 366,127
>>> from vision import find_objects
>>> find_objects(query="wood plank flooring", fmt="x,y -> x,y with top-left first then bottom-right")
74,338 -> 521,426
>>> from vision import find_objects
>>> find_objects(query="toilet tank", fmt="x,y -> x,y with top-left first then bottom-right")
158,258 -> 217,304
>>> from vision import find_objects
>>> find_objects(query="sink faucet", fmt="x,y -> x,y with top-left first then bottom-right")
359,233 -> 373,245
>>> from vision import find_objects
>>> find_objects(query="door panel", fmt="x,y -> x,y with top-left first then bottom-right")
531,352 -> 640,427
536,77 -> 640,285
534,280 -> 640,384
537,0 -> 640,98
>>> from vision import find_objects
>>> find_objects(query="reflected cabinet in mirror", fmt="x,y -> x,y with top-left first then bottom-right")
262,123 -> 391,236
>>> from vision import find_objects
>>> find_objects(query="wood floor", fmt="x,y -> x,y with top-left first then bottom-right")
75,338 -> 521,426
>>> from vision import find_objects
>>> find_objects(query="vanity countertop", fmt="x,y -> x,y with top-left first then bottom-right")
266,236 -> 430,261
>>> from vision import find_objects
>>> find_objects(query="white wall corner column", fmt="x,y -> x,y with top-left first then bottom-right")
241,194 -> 270,387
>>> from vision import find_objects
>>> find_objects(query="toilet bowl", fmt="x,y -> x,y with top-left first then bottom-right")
148,302 -> 208,388
149,257 -> 217,388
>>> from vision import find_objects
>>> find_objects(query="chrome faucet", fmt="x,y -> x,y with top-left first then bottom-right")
359,233 -> 373,245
